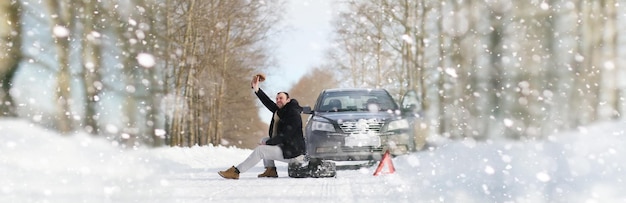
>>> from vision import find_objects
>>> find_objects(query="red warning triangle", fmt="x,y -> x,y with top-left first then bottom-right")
373,150 -> 395,176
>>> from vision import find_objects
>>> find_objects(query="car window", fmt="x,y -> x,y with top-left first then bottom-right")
317,90 -> 397,112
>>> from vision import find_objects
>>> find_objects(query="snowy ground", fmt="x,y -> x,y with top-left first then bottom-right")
1,118 -> 625,203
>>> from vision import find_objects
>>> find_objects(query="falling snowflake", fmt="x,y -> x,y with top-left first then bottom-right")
53,25 -> 69,38
504,118 -> 514,127
445,68 -> 458,78
401,34 -> 413,44
136,53 -> 156,68
536,172 -> 551,182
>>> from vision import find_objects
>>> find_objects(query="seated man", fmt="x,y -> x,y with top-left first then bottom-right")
218,74 -> 306,179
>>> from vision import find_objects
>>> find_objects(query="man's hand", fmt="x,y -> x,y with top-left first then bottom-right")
251,75 -> 260,92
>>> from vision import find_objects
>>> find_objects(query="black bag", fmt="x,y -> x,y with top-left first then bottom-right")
288,158 -> 336,178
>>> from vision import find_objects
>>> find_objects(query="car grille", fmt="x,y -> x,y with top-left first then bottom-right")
339,120 -> 385,133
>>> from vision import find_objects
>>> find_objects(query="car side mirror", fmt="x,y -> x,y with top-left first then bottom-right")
402,104 -> 418,113
302,106 -> 312,114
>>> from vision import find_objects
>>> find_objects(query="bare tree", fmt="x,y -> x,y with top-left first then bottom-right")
166,0 -> 199,147
381,0 -> 424,97
0,0 -> 21,117
598,0 -> 619,120
77,0 -> 103,135
137,0 -> 168,146
435,0 -> 449,137
573,0 -> 603,125
289,66 -> 339,108
46,0 -> 75,134
330,8 -> 370,88
482,2 -> 519,140
165,0 -> 282,147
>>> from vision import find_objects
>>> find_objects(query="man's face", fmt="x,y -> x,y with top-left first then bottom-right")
276,93 -> 290,109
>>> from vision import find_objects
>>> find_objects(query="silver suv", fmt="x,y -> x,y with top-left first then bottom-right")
302,88 -> 421,162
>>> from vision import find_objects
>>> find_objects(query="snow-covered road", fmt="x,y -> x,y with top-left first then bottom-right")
142,170 -> 409,203
150,145 -> 410,203
2,119 -> 626,202
162,167 -> 404,203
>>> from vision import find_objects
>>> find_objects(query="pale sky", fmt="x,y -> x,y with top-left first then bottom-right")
258,0 -> 334,123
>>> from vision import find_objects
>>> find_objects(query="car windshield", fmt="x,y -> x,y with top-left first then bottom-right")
316,90 -> 398,112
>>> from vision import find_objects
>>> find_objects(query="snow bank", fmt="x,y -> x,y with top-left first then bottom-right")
0,119 -> 163,202
392,121 -> 626,202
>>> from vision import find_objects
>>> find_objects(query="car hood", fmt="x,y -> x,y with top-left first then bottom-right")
313,111 -> 401,123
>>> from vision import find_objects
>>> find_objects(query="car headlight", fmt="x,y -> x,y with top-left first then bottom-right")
387,119 -> 409,131
311,121 -> 335,132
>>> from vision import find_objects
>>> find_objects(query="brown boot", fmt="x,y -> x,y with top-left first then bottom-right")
258,167 -> 278,178
218,166 -> 240,179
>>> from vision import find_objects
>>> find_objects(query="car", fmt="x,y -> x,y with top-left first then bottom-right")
302,88 -> 425,163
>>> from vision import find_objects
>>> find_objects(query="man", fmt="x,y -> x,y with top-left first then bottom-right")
218,74 -> 306,179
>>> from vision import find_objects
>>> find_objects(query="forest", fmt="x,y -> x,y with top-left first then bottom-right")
0,0 -> 624,149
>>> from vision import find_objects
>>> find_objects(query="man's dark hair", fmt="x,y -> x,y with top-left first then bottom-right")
277,91 -> 290,98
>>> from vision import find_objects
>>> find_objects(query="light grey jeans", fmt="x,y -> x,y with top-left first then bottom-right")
236,137 -> 304,173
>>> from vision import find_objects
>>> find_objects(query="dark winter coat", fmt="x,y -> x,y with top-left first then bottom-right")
255,88 -> 306,159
